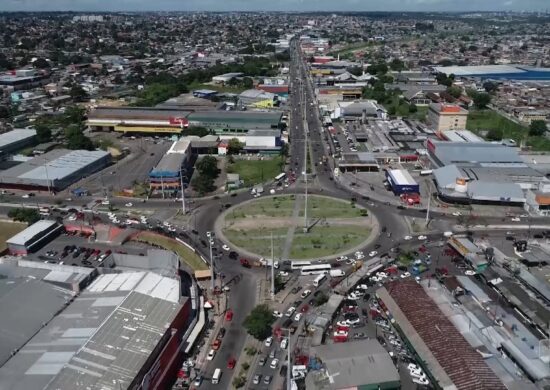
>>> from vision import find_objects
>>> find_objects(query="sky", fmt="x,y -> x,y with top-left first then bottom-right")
0,0 -> 549,12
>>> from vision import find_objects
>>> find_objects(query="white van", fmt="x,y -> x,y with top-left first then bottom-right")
443,231 -> 453,238
212,368 -> 221,384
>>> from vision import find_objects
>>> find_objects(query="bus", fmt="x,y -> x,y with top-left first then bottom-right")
291,261 -> 312,270
313,273 -> 327,287
212,368 -> 221,384
274,172 -> 286,182
301,264 -> 331,276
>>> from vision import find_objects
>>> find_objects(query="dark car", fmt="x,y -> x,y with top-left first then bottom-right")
218,327 -> 226,338
381,226 -> 387,233
228,251 -> 239,260
291,286 -> 302,294
279,365 -> 288,377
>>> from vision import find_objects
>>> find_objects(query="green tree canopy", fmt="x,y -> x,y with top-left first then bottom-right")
243,304 -> 274,340
35,123 -> 52,143
8,208 -> 40,225
227,138 -> 244,155
196,156 -> 219,179
486,128 -> 504,141
472,92 -> 491,109
446,86 -> 462,99
529,120 -> 548,136
191,174 -> 215,195
70,84 -> 88,102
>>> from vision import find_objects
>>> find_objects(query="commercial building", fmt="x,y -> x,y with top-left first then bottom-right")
212,72 -> 243,83
385,169 -> 419,195
6,220 -> 63,255
338,100 -> 385,122
187,110 -> 283,132
0,268 -> 191,390
0,69 -> 49,90
433,65 -> 550,81
0,128 -> 37,159
429,139 -> 545,204
238,89 -> 276,108
428,103 -> 468,132
338,152 -> 380,172
377,280 -> 507,390
446,236 -> 489,272
306,339 -> 400,390
0,149 -> 111,191
87,107 -> 191,133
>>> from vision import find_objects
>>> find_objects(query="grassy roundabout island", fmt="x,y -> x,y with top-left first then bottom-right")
220,194 -> 375,260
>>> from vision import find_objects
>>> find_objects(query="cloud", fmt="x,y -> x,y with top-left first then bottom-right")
0,0 -> 547,11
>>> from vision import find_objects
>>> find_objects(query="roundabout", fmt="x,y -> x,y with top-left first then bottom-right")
217,194 -> 379,260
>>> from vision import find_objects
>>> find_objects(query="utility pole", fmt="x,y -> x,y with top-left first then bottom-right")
43,156 -> 52,195
287,328 -> 292,390
208,232 -> 215,291
179,165 -> 186,215
271,232 -> 275,299
303,82 -> 309,232
426,188 -> 431,226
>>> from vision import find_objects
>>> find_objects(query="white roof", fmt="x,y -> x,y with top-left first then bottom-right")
433,64 -> 524,76
388,169 -> 417,186
6,220 -> 57,246
0,129 -> 36,149
167,138 -> 191,154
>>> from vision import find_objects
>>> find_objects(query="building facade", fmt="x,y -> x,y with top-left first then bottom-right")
428,103 -> 468,132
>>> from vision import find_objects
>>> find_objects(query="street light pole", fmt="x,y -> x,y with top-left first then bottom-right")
209,232 -> 215,291
271,232 -> 275,299
179,165 -> 186,215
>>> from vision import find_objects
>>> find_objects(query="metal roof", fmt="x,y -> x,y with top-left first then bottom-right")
388,169 -> 417,186
467,181 -> 525,202
150,153 -> 186,176
88,107 -> 192,121
6,220 -> 58,246
0,129 -> 36,150
0,277 -> 73,366
309,339 -> 400,389
44,291 -> 182,390
430,141 -> 525,167
378,281 -> 507,390
187,110 -> 282,127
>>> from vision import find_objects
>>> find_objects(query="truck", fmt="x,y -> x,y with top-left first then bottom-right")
329,269 -> 345,277
240,258 -> 251,268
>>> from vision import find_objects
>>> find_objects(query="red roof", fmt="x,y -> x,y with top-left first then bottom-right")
441,105 -> 461,113
384,281 -> 506,390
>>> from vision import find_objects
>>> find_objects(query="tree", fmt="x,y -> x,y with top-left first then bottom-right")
32,58 -> 49,69
35,123 -> 52,143
390,59 -> 405,71
486,128 -> 503,141
529,120 -> 548,136
0,105 -> 10,119
446,86 -> 462,99
191,174 -> 215,195
196,156 -> 219,179
241,77 -> 254,89
185,126 -> 209,137
8,208 -> 40,225
70,84 -> 88,102
472,92 -> 491,109
483,81 -> 498,94
313,292 -> 329,307
67,133 -> 94,150
243,304 -> 274,340
409,103 -> 418,113
227,138 -> 244,155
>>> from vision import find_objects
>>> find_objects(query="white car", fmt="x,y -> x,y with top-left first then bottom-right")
101,199 -> 110,205
264,336 -> 273,347
354,251 -> 364,257
409,370 -> 427,380
369,251 -> 378,257
452,211 -> 462,216
294,313 -> 303,322
279,271 -> 289,277
336,255 -> 348,262
404,235 -> 412,240
280,338 -> 288,349
285,307 -> 296,317
412,377 -> 429,385
300,289 -> 311,299
346,259 -> 357,265
415,276 -> 421,283
111,218 -> 120,224
417,235 -> 427,241
206,349 -> 215,361
356,284 -> 368,290
465,270 -> 476,276
511,217 -> 521,222
336,320 -> 350,328
68,214 -> 77,221
408,363 -> 420,371
333,330 -> 349,337
270,358 -> 279,369
347,292 -> 360,300
273,310 -> 283,318
400,272 -> 411,279
222,244 -> 230,251
125,202 -> 133,207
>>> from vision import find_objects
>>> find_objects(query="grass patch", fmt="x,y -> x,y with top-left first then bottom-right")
467,109 -> 527,143
133,232 -> 208,270
289,225 -> 371,259
299,196 -> 364,219
223,227 -> 287,258
0,221 -> 26,252
227,156 -> 285,187
225,195 -> 295,220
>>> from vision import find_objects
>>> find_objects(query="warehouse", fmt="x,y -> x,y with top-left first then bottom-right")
149,137 -> 193,195
427,139 -> 526,167
306,339 -> 400,390
0,149 -> 111,191
0,128 -> 37,159
338,152 -> 380,172
377,280 -> 507,390
187,110 -> 283,132
6,220 -> 63,255
0,269 -> 191,390
385,169 -> 419,195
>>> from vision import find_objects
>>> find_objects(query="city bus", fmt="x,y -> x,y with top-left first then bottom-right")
212,368 -> 221,384
301,264 -> 331,276
274,173 -> 286,182
312,273 -> 327,287
291,260 -> 312,270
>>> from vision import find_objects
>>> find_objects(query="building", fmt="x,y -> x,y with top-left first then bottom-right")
0,149 -> 111,191
0,268 -> 191,390
6,220 -> 63,255
428,103 -> 468,131
306,339 -> 400,390
525,190 -> 550,216
377,280 -> 507,390
0,69 -> 49,90
440,129 -> 484,143
212,72 -> 243,83
149,138 -> 192,194
338,152 -> 380,172
338,100 -> 385,122
87,107 -> 191,133
433,64 -> 550,81
385,169 -> 419,195
517,109 -> 547,124
187,110 -> 282,132
0,129 -> 37,159
446,236 -> 489,272
238,89 -> 276,108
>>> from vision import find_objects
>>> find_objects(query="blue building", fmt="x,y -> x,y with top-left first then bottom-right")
386,169 -> 419,195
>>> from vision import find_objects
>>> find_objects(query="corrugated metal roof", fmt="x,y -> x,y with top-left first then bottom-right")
0,129 -> 36,149
381,281 -> 506,390
6,220 -> 57,246
388,169 -> 417,186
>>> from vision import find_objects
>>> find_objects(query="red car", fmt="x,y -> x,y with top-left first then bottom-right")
227,357 -> 236,369
225,309 -> 233,322
212,339 -> 221,350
